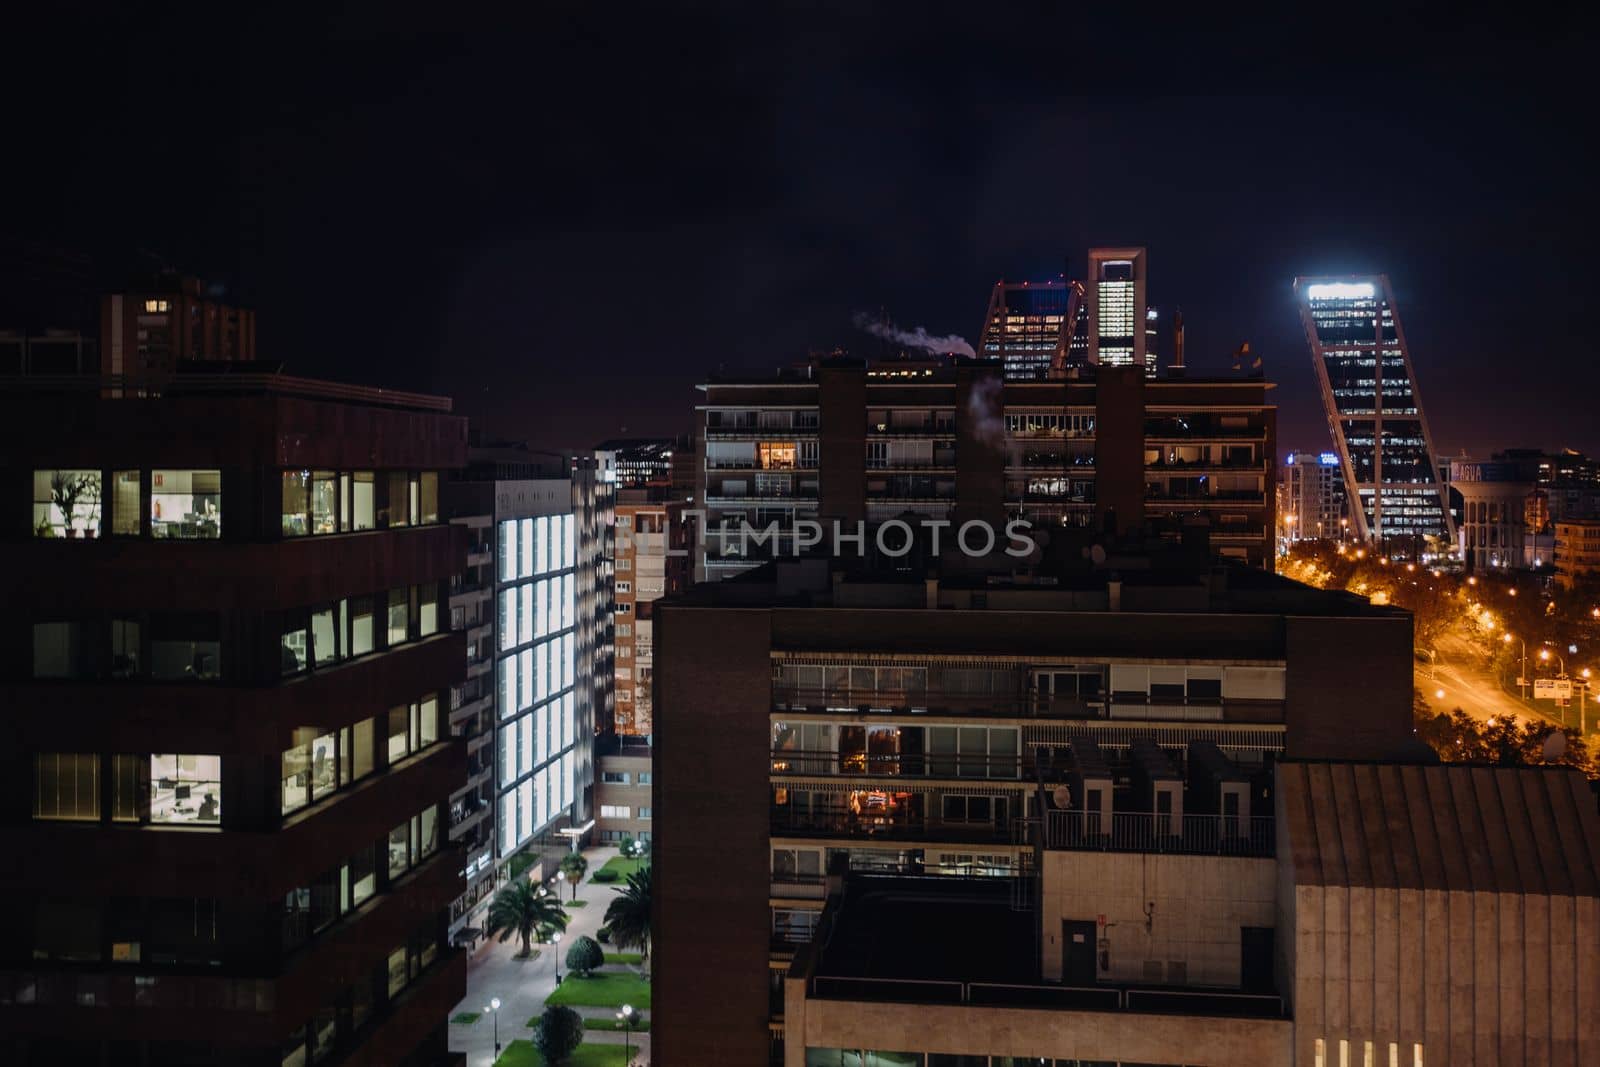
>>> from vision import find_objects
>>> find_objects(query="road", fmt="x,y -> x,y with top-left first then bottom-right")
1415,627 -> 1563,729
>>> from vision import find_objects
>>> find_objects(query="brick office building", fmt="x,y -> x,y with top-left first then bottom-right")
0,372 -> 470,1066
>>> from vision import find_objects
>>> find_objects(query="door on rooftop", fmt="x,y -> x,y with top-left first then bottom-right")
1063,919 -> 1098,985
1241,926 -> 1274,993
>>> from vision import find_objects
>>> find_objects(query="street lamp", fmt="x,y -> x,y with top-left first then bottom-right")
617,1003 -> 639,1063
1582,668 -> 1593,735
485,996 -> 502,1056
552,931 -> 564,984
1505,632 -> 1528,699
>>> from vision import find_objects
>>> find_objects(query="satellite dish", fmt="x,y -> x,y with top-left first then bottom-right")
1090,544 -> 1107,565
1542,732 -> 1568,762
1052,785 -> 1073,810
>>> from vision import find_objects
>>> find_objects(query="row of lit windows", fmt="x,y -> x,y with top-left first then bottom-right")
34,753 -> 221,826
499,750 -> 577,854
32,468 -> 222,540
497,514 -> 577,582
281,585 -> 439,676
500,692 -> 575,782
282,470 -> 438,537
497,576 -> 574,652
280,698 -> 437,816
497,635 -> 576,718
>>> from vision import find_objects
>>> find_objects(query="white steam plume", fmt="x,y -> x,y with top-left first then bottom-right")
853,312 -> 976,358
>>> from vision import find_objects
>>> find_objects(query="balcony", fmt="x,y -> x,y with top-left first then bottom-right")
772,686 -> 1283,724
768,808 -> 1013,846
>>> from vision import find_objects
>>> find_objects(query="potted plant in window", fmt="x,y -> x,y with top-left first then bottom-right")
50,471 -> 100,538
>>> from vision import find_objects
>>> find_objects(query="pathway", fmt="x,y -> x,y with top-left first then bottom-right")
449,845 -> 652,1066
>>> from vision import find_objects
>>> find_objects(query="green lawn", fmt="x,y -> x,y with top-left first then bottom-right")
595,856 -> 648,881
566,899 -> 588,908
584,1015 -> 651,1032
494,1040 -> 636,1066
544,972 -> 652,1010
450,1011 -> 480,1025
603,952 -> 643,966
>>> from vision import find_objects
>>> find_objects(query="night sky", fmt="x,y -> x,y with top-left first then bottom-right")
6,6 -> 1598,457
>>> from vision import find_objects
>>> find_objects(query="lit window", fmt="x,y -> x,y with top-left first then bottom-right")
149,754 -> 222,824
33,753 -> 100,821
143,299 -> 169,313
32,469 -> 102,538
151,470 -> 221,539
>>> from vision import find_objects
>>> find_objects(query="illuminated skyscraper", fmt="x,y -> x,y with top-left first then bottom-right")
979,278 -> 1079,381
1296,275 -> 1455,554
1087,247 -> 1154,377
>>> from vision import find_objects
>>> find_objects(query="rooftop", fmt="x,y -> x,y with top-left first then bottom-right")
0,368 -> 452,412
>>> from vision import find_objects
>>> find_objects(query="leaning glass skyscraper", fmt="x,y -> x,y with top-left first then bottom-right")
1296,275 -> 1455,555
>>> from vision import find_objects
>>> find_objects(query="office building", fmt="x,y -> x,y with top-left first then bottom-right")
441,445 -> 614,939
595,437 -> 680,490
695,360 -> 1276,580
1555,517 -> 1600,589
1087,247 -> 1153,377
1295,276 -> 1454,556
653,542 -> 1448,1065
101,273 -> 257,379
979,278 -> 1081,381
1278,451 -> 1348,547
1450,449 -> 1600,573
1,371 -> 470,1066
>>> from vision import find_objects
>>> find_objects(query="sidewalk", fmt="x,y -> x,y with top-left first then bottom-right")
449,845 -> 652,1066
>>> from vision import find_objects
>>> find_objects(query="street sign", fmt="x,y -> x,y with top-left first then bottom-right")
1534,678 -> 1574,700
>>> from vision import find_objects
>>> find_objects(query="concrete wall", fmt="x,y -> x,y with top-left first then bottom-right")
1283,614 -> 1414,760
1289,884 -> 1600,1066
1040,850 -> 1276,987
784,987 -> 1293,1066
654,604 -> 775,1066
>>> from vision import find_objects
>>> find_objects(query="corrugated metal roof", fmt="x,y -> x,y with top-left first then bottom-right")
1279,761 -> 1600,896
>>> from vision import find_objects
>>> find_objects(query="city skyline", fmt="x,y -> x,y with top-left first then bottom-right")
5,9 -> 1599,460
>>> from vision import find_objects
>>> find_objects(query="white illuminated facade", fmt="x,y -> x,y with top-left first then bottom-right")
1296,274 -> 1454,556
496,511 -> 579,856
1087,247 -> 1152,377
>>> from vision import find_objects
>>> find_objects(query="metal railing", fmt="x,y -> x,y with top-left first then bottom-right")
772,687 -> 1285,724
0,372 -> 454,411
1045,811 -> 1274,857
809,975 -> 1284,1018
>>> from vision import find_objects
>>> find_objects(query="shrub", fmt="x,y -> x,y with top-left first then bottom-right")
592,868 -> 620,883
565,934 -> 605,978
533,1004 -> 583,1064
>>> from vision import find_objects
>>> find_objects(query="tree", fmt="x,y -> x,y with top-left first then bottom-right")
534,1004 -> 584,1064
559,851 -> 589,902
485,880 -> 568,958
604,864 -> 652,969
1413,699 -> 1596,775
565,934 -> 604,977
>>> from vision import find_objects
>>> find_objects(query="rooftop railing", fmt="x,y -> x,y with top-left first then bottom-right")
1044,810 -> 1275,857
0,372 -> 453,411
808,975 -> 1285,1018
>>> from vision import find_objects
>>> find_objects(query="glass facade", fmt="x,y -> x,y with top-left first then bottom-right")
1301,277 -> 1453,552
496,513 -> 580,856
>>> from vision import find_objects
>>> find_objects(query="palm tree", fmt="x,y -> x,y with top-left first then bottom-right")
486,880 -> 568,958
559,851 -> 589,902
603,865 -> 651,970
